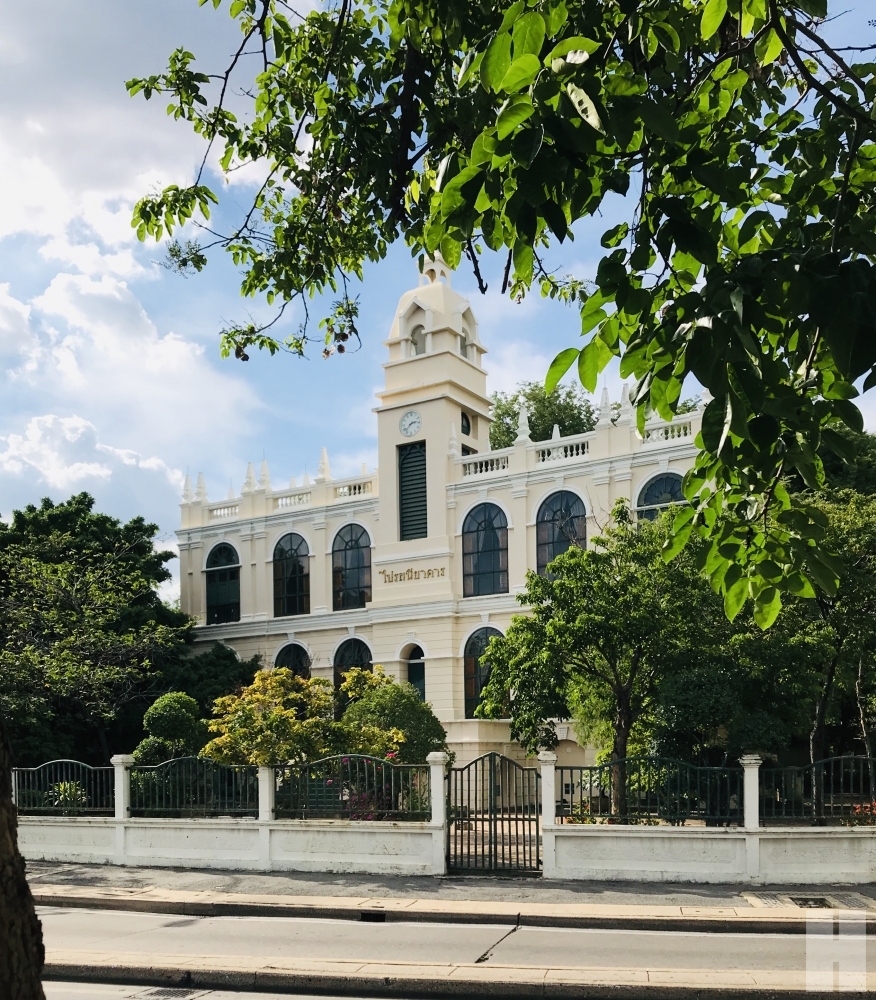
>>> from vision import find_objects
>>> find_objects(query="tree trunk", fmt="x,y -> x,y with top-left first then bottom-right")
810,655 -> 839,824
610,694 -> 632,821
855,656 -> 876,802
0,714 -> 45,1000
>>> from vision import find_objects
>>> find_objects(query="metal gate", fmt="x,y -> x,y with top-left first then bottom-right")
446,753 -> 541,873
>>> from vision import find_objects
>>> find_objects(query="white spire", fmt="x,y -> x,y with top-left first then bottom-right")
419,252 -> 453,287
242,461 -> 256,494
182,473 -> 193,503
448,421 -> 460,459
360,462 -> 368,476
195,473 -> 208,502
258,458 -> 271,491
515,403 -> 532,444
597,385 -> 612,425
551,423 -> 561,441
315,447 -> 331,482
288,474 -> 297,489
301,470 -> 311,486
227,481 -> 235,500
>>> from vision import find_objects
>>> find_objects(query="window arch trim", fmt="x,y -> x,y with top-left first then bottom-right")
273,642 -> 312,679
535,489 -> 588,576
463,625 -> 504,720
635,472 -> 685,520
461,502 -> 509,598
205,542 -> 240,570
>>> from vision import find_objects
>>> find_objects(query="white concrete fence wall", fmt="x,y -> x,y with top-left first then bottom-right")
17,752 -> 876,882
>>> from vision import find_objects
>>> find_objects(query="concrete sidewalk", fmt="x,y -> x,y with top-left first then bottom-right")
27,861 -> 876,935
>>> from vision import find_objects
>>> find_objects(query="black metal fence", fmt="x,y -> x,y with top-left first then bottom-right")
556,757 -> 743,825
130,757 -> 259,818
273,755 -> 430,820
760,756 -> 876,826
13,760 -> 114,816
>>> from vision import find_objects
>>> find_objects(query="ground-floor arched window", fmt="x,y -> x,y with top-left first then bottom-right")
464,627 -> 502,719
333,637 -> 372,718
274,642 -> 311,679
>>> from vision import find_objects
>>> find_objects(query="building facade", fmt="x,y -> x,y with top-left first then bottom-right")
177,257 -> 702,764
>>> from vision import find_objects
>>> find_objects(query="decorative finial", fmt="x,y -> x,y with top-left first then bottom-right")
551,423 -> 561,441
242,461 -> 256,494
448,421 -> 460,459
258,458 -> 271,491
315,447 -> 331,482
515,403 -> 532,444
227,481 -> 235,500
288,475 -> 297,489
195,473 -> 208,502
182,473 -> 193,503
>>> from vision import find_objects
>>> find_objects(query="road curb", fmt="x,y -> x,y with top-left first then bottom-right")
32,888 -> 876,935
43,960 -> 859,999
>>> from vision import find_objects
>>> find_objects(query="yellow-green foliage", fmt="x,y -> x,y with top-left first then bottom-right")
200,668 -> 404,766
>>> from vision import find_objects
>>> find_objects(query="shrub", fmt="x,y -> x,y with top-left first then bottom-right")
133,691 -> 208,763
343,681 -> 448,764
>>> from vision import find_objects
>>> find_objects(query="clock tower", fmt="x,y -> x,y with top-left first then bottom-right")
371,255 -> 491,607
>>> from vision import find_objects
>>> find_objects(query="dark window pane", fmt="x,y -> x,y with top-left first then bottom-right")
461,412 -> 471,436
333,638 -> 372,718
462,503 -> 508,597
407,645 -> 425,700
398,442 -> 427,541
637,474 -> 684,521
207,542 -> 238,568
464,627 -> 502,719
275,643 -> 311,679
273,533 -> 310,617
206,566 -> 240,624
331,525 -> 372,610
536,491 -> 587,575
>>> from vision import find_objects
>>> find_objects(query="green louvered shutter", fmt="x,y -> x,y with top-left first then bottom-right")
398,442 -> 427,540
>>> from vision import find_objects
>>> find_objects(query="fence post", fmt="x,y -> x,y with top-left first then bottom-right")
257,766 -> 275,871
538,751 -> 558,878
110,754 -> 133,865
426,752 -> 448,875
740,754 -> 762,829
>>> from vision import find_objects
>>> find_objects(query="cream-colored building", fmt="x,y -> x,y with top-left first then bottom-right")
177,257 -> 702,764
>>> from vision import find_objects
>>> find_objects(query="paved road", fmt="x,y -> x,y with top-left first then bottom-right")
37,906 -> 876,973
28,859 -> 876,909
46,986 -> 353,1000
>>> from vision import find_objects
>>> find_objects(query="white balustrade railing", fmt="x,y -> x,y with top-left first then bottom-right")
461,454 -> 510,477
643,421 -> 692,443
534,439 -> 589,464
275,492 -> 311,509
334,481 -> 373,499
210,505 -> 239,519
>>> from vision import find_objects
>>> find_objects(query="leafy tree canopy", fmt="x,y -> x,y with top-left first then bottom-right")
343,676 -> 449,763
201,668 -> 404,765
490,380 -> 596,448
133,691 -> 209,764
129,0 -> 876,617
162,641 -> 261,716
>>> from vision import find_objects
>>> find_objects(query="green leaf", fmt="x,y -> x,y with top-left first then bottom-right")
755,28 -> 783,66
753,587 -> 782,630
701,0 -> 728,40
639,99 -> 679,143
545,36 -> 601,63
545,348 -> 580,393
662,523 -> 694,562
577,336 -> 612,392
723,572 -> 749,621
512,12 -> 546,58
566,85 -> 604,133
440,165 -> 482,217
498,0 -> 526,34
500,54 -> 541,93
481,33 -> 512,92
496,97 -> 535,139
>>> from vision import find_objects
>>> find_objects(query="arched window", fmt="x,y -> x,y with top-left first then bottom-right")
461,412 -> 471,436
459,328 -> 470,359
410,325 -> 426,356
637,473 -> 685,521
462,503 -> 508,597
273,533 -> 310,618
275,643 -> 311,679
333,637 -> 372,717
406,645 -> 425,701
205,543 -> 240,625
332,525 -> 372,610
464,627 -> 502,719
537,491 -> 587,574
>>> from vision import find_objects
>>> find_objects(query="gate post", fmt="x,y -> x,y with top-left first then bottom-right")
740,754 -> 762,830
538,751 -> 558,878
427,752 -> 449,875
110,754 -> 133,865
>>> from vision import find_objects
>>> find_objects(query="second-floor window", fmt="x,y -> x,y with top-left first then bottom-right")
462,503 -> 508,597
205,543 -> 240,625
637,473 -> 684,520
537,491 -> 587,574
273,533 -> 310,617
332,524 -> 372,610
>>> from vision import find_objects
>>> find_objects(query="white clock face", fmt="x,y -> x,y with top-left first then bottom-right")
399,409 -> 422,437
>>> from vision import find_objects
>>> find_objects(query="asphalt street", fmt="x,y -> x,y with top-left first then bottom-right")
37,906 -> 876,973
45,986 -> 357,1000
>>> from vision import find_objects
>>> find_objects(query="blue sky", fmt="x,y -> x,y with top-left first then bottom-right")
0,1 -> 872,599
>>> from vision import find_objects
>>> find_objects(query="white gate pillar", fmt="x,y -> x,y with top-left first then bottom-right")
740,754 -> 762,830
257,765 -> 275,870
427,752 -> 449,875
538,751 -> 558,878
110,754 -> 133,865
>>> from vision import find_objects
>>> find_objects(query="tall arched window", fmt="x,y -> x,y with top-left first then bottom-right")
637,473 -> 685,521
537,491 -> 587,575
332,525 -> 372,610
462,503 -> 508,597
273,533 -> 310,617
333,637 -> 372,717
464,627 -> 502,719
406,645 -> 425,701
410,325 -> 426,356
205,543 -> 240,625
275,643 -> 311,679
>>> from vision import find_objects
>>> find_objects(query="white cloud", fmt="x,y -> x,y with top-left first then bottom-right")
0,414 -> 111,488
